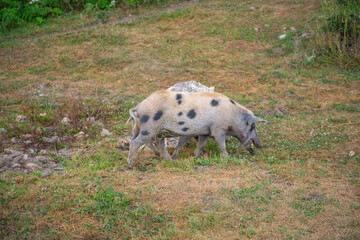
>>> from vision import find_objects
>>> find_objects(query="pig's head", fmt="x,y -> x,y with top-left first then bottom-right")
232,111 -> 267,155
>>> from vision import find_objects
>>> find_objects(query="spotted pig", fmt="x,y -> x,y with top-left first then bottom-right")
127,90 -> 266,168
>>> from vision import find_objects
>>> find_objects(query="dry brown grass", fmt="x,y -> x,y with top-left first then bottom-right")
1,0 -> 360,239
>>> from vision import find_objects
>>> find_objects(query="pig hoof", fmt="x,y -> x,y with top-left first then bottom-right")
220,153 -> 229,158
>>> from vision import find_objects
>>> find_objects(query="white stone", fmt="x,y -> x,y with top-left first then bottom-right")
101,128 -> 112,137
167,81 -> 215,93
39,149 -> 47,155
4,148 -> 15,154
349,151 -> 355,157
43,136 -> 58,143
74,131 -> 85,138
249,7 -> 256,10
92,121 -> 104,127
26,163 -> 38,169
61,117 -> 71,125
39,113 -> 47,117
279,34 -> 286,40
0,128 -> 7,134
290,27 -> 296,32
23,154 -> 29,160
16,115 -> 27,123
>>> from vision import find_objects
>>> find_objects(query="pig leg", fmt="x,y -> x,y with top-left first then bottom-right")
212,131 -> 228,158
194,135 -> 209,158
172,136 -> 191,159
145,140 -> 160,157
156,137 -> 172,161
127,129 -> 156,168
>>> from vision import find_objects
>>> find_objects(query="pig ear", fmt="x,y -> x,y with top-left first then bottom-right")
248,115 -> 267,124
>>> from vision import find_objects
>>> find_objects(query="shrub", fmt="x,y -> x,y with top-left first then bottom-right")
313,0 -> 360,67
0,0 -> 165,31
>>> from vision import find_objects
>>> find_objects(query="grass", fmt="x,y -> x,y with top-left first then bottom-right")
1,0 -> 360,239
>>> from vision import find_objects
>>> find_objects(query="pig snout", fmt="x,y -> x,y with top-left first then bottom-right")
252,137 -> 263,148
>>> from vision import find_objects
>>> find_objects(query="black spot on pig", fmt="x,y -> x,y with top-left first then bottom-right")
176,94 -> 182,105
187,109 -> 196,119
140,115 -> 149,123
211,99 -> 219,106
250,123 -> 255,131
141,130 -> 149,135
178,112 -> 183,116
182,127 -> 189,132
176,94 -> 182,100
178,121 -> 185,125
153,110 -> 163,121
230,99 -> 235,105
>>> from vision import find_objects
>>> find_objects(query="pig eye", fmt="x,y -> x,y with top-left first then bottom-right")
250,123 -> 255,131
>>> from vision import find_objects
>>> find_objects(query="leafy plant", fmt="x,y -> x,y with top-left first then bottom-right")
313,0 -> 360,67
0,0 -> 166,31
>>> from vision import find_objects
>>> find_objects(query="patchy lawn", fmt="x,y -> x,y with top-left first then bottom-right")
0,0 -> 359,239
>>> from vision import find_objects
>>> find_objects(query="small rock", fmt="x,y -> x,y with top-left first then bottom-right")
37,156 -> 48,164
282,26 -> 287,31
12,163 -> 21,168
101,128 -> 112,137
28,149 -> 35,154
92,121 -> 104,127
57,148 -> 71,158
87,117 -> 96,124
285,91 -> 293,96
38,83 -> 46,89
26,162 -> 38,169
279,34 -> 286,40
0,128 -> 7,134
61,117 -> 71,125
12,155 -> 23,164
5,151 -> 23,160
45,127 -> 56,132
41,172 -> 52,178
290,27 -> 296,32
16,115 -> 28,123
21,134 -> 32,139
4,148 -> 15,154
53,167 -> 64,171
24,140 -> 32,144
301,32 -> 312,38
254,27 -> 258,31
39,149 -> 47,155
23,154 -> 29,160
74,131 -> 85,138
118,138 -> 131,151
264,24 -> 269,28
39,113 -> 47,117
249,6 -> 256,10
43,136 -> 58,143
349,151 -> 355,157
11,137 -> 17,143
